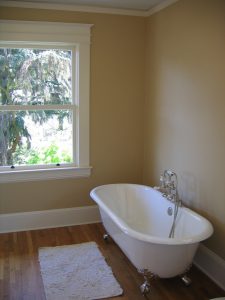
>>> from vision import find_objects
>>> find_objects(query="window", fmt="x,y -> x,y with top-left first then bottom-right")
0,20 -> 92,183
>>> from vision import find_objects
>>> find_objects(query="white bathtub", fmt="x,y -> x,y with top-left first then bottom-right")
90,184 -> 213,278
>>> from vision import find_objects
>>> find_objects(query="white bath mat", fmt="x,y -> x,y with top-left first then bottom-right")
38,242 -> 123,300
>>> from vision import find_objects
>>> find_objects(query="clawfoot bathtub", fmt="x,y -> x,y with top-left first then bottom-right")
90,184 -> 213,292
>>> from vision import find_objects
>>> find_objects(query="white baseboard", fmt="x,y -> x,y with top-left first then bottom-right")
194,244 -> 225,291
0,205 -> 101,233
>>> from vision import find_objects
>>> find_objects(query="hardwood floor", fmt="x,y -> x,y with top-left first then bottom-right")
0,223 -> 224,300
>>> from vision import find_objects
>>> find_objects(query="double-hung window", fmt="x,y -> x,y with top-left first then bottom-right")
0,20 -> 92,183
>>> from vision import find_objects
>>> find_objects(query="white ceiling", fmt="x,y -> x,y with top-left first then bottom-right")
1,0 -> 172,11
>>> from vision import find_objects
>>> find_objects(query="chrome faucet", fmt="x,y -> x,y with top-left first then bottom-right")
155,169 -> 182,238
157,170 -> 181,206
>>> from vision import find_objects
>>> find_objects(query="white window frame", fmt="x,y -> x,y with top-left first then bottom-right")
0,20 -> 92,183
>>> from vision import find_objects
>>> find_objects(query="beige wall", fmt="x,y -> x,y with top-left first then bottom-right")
144,0 -> 225,259
0,7 -> 146,213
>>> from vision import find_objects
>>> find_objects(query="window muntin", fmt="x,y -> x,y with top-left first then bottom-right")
0,46 -> 76,169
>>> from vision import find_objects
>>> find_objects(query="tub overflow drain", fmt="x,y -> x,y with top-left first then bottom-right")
167,207 -> 173,216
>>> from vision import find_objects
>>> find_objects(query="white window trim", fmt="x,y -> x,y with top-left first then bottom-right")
0,20 -> 93,183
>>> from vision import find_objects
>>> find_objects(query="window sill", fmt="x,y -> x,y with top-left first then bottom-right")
0,166 -> 92,183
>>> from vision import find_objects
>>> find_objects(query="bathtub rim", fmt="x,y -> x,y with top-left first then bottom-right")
90,183 -> 214,246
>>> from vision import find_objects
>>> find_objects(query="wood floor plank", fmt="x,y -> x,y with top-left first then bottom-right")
0,223 -> 224,300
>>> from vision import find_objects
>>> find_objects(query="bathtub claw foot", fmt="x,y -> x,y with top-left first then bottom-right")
181,275 -> 192,286
139,269 -> 157,295
140,281 -> 151,295
103,233 -> 110,241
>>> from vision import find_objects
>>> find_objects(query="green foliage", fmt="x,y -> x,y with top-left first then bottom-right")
13,143 -> 72,165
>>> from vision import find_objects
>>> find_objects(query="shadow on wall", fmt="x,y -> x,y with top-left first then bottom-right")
179,171 -> 199,208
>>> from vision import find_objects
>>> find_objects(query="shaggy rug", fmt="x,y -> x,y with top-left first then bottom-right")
38,242 -> 123,300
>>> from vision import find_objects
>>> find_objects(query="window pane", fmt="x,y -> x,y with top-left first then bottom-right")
0,48 -> 72,105
0,110 -> 73,167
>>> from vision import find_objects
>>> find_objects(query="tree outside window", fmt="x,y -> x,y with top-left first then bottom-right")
0,48 -> 74,167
